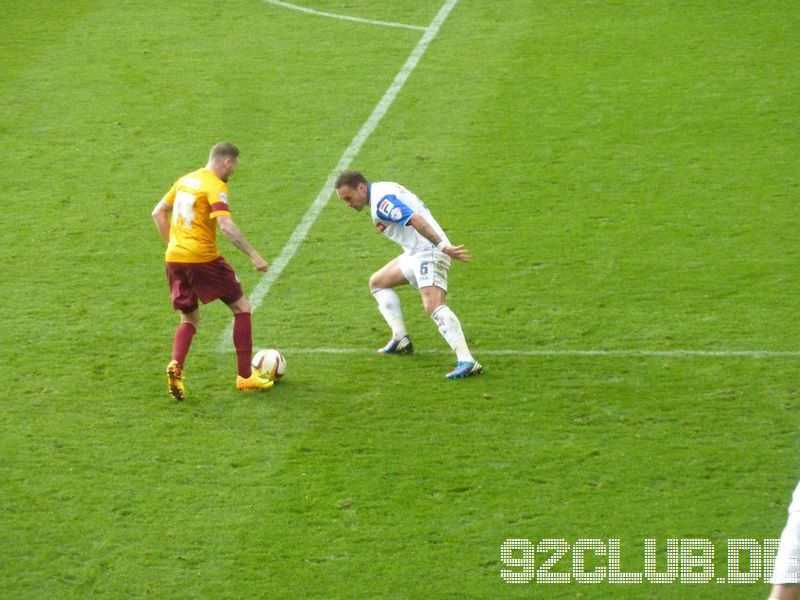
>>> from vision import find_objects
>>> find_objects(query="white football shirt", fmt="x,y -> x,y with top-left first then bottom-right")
367,181 -> 449,255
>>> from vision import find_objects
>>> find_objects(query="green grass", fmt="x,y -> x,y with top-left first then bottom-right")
1,1 -> 799,598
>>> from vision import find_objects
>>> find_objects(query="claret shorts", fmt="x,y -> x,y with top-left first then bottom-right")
166,257 -> 243,313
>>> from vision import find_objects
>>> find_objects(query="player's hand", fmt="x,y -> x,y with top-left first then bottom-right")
445,244 -> 471,262
252,255 -> 269,272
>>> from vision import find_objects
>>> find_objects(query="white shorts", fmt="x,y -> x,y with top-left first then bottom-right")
397,250 -> 451,291
771,511 -> 800,584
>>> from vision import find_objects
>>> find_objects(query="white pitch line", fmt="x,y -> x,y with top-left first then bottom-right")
263,347 -> 800,358
262,0 -> 426,31
219,0 -> 460,351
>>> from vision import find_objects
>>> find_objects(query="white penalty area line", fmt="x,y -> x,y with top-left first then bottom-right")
262,0 -> 427,31
270,348 -> 800,358
219,0 -> 459,351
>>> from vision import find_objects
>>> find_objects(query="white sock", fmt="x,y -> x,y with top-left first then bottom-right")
431,305 -> 474,363
371,288 -> 407,340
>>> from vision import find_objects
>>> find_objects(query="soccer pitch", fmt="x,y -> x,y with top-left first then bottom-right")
1,1 -> 798,598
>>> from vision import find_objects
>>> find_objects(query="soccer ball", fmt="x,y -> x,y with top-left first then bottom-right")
252,348 -> 286,380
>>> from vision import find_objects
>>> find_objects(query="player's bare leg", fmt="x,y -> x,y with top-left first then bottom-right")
370,260 -> 413,354
421,286 -> 482,379
770,584 -> 800,600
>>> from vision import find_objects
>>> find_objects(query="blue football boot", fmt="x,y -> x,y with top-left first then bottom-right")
378,335 -> 414,354
445,361 -> 483,379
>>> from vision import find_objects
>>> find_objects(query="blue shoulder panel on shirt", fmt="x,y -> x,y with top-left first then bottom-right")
375,194 -> 414,223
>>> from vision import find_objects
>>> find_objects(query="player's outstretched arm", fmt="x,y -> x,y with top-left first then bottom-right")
217,215 -> 269,272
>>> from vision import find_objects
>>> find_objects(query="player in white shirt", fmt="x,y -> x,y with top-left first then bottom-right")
770,480 -> 800,599
335,170 -> 482,379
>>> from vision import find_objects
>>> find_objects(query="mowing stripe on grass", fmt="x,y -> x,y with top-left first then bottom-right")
263,0 -> 426,31
218,0 -> 460,351
256,347 -> 800,358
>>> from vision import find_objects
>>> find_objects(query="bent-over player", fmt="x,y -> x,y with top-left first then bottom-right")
335,170 -> 482,379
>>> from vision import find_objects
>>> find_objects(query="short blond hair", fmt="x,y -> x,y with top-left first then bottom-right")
209,142 -> 240,162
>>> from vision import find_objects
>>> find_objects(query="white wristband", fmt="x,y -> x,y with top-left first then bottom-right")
435,240 -> 447,251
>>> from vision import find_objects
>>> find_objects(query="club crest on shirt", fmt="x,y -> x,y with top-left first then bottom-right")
218,192 -> 228,202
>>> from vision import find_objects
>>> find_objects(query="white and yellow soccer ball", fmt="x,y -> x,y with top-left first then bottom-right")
252,348 -> 286,380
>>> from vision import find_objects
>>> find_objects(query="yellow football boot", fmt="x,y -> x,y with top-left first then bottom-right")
236,368 -> 274,391
166,360 -> 186,401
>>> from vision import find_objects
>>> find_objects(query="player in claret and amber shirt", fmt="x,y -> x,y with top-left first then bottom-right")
151,142 -> 273,399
